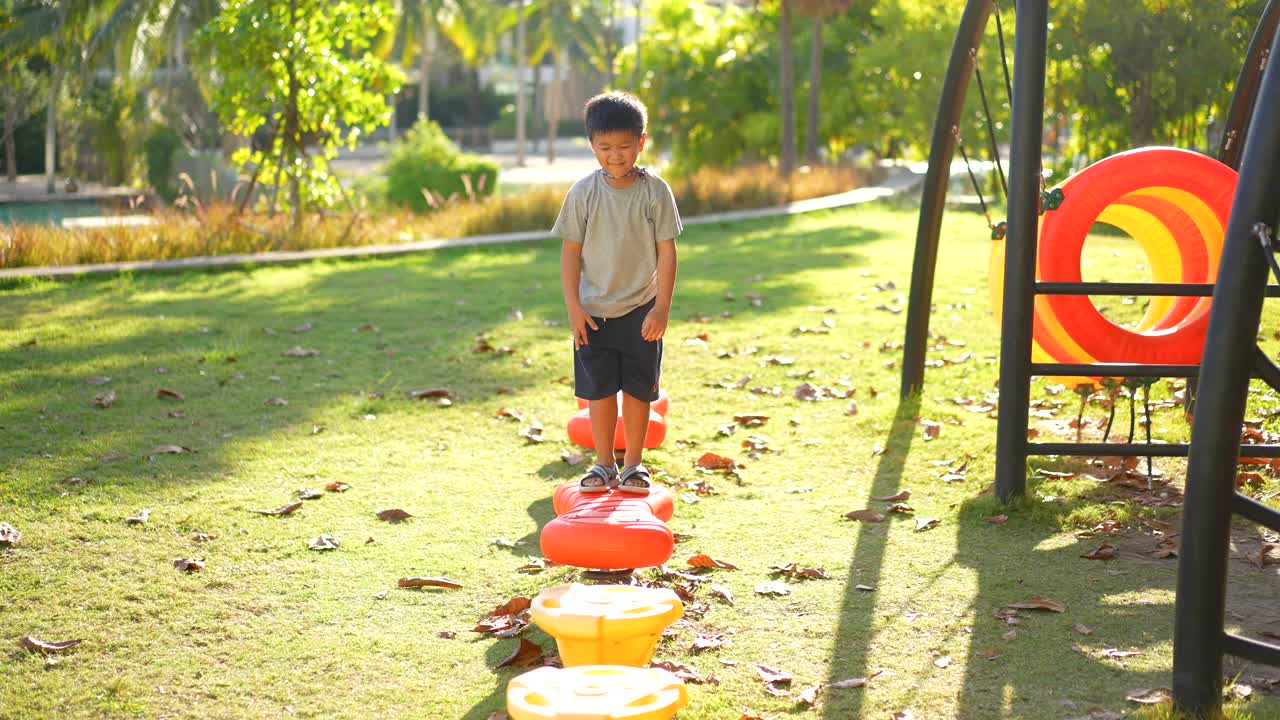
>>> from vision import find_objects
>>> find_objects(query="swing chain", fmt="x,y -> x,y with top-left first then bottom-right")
1254,222 -> 1280,285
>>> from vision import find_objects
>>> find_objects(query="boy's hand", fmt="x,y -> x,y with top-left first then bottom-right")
569,304 -> 599,349
641,306 -> 669,342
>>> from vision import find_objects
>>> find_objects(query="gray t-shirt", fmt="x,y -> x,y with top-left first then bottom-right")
551,170 -> 683,318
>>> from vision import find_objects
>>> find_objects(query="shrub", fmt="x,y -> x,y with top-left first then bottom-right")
384,119 -> 499,212
0,163 -> 865,270
145,126 -> 183,202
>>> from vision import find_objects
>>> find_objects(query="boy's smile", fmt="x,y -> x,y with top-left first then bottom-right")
590,130 -> 646,177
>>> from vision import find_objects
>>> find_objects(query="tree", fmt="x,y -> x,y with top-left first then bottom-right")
0,58 -> 45,183
195,0 -> 404,231
794,0 -> 851,165
777,0 -> 795,176
528,0 -> 587,163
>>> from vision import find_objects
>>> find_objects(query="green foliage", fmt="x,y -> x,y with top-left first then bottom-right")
195,0 -> 404,218
383,118 -> 498,212
144,125 -> 182,201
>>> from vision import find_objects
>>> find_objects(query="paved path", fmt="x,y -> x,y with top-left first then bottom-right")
0,168 -> 921,280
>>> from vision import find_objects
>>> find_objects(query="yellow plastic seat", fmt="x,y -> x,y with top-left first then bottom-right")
531,583 -> 684,668
507,665 -> 688,720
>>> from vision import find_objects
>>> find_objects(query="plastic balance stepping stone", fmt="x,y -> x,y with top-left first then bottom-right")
506,665 -> 688,720
531,583 -> 684,668
568,391 -> 671,450
541,482 -> 674,570
566,409 -> 667,450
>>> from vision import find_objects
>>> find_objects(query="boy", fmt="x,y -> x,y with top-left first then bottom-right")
552,91 -> 682,495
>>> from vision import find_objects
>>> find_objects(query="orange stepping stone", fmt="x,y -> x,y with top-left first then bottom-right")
540,482 -> 674,570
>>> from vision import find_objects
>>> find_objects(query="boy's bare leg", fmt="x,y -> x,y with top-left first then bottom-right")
621,392 -> 651,467
589,395 -> 620,466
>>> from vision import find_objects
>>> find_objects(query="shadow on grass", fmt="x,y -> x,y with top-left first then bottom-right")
818,398 -> 1187,719
820,395 -> 920,718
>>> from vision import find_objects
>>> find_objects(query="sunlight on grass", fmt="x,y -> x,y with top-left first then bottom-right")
2,204 -> 1278,719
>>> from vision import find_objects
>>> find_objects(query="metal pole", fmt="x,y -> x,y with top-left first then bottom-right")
900,0 -> 993,399
993,0 -> 1048,501
1218,0 -> 1280,170
1173,20 -> 1280,717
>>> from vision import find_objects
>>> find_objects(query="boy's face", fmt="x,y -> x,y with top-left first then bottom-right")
589,130 -> 646,175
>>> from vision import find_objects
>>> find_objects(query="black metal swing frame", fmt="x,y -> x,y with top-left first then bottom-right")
897,1 -> 1280,715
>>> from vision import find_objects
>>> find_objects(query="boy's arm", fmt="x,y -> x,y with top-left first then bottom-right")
561,239 -> 598,349
642,239 -> 678,341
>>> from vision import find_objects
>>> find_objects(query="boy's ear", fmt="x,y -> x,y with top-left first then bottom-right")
639,132 -> 647,151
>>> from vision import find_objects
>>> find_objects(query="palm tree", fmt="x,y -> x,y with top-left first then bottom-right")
1,57 -> 45,183
795,0 -> 851,165
1,0 -> 81,194
778,0 -> 795,177
388,0 -> 453,126
527,0 -> 581,164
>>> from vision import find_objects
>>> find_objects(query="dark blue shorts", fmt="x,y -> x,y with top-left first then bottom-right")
574,298 -> 663,402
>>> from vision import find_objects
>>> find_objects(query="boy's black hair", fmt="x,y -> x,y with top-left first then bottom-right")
584,91 -> 647,139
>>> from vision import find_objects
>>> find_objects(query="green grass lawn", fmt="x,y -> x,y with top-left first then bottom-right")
2,203 -> 1278,719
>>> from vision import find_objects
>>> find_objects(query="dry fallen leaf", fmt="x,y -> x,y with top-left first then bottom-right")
650,660 -> 717,684
754,581 -> 792,596
308,534 -> 340,551
560,449 -> 586,466
398,577 -> 462,589
251,502 -> 302,516
125,509 -> 150,525
294,488 -> 323,500
495,638 -> 544,669
887,502 -> 914,514
986,515 -> 1009,524
1074,624 -> 1094,635
409,387 -> 451,400
933,655 -> 952,668
709,584 -> 735,606
920,420 -> 942,440
829,677 -> 867,689
93,390 -> 116,408
691,633 -> 729,652
1006,597 -> 1067,613
872,490 -> 911,502
376,509 -> 414,521
752,663 -> 793,693
282,346 -> 319,357
151,444 -> 192,455
325,482 -> 352,492
734,414 -> 769,427
265,397 -> 288,407
1125,688 -> 1172,705
173,558 -> 204,572
85,376 -> 112,385
696,452 -> 738,471
156,388 -> 185,401
0,522 -> 21,546
844,509 -> 886,523
914,517 -> 941,532
688,554 -> 738,570
18,637 -> 83,654
796,684 -> 822,707
769,563 -> 831,580
1081,543 -> 1118,561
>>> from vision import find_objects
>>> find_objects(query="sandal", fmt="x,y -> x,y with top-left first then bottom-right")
617,464 -> 652,495
579,464 -> 618,493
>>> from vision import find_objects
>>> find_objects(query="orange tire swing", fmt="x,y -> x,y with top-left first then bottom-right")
989,147 -> 1237,373
566,390 -> 669,450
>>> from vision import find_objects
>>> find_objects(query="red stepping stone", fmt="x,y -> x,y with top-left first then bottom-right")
540,482 -> 675,570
